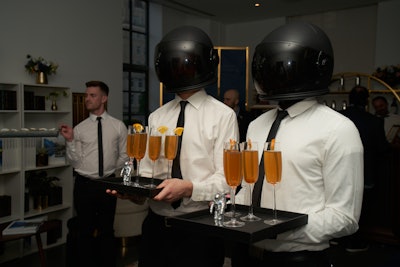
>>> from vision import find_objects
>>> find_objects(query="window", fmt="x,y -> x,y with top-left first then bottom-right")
122,0 -> 149,126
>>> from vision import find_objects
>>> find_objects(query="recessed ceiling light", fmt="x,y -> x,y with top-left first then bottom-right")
254,3 -> 261,7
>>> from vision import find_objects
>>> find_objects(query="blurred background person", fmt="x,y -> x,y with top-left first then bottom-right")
340,86 -> 391,252
371,96 -> 400,143
223,89 -> 254,142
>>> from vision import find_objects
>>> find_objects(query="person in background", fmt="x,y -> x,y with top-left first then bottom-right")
371,96 -> 400,143
223,88 -> 254,142
340,86 -> 390,252
233,22 -> 364,267
60,81 -> 128,267
108,26 -> 238,267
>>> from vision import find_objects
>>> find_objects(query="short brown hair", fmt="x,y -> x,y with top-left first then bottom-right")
85,81 -> 109,96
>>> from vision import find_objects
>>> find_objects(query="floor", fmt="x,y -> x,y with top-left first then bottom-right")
1,237 -> 400,267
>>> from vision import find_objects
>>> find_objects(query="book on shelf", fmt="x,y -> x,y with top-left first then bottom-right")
2,217 -> 45,236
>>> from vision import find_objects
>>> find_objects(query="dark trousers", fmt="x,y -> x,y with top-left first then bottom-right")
139,209 -> 225,267
72,174 -> 117,267
231,242 -> 331,267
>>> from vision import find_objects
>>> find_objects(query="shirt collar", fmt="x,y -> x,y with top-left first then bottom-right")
174,89 -> 207,110
283,97 -> 317,118
89,111 -> 108,122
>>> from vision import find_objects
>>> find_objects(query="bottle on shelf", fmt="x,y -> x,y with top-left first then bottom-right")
331,100 -> 336,110
342,100 -> 347,110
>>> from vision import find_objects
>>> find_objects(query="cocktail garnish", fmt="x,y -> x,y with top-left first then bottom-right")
229,139 -> 236,149
133,123 -> 144,132
174,127 -> 184,136
157,126 -> 168,134
270,139 -> 275,150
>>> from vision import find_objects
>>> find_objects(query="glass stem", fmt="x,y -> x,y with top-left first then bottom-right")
151,161 -> 155,185
135,160 -> 141,184
273,185 -> 277,220
167,160 -> 172,179
249,183 -> 254,216
231,187 -> 237,221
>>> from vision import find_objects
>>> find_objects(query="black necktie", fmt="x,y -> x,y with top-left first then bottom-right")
171,101 -> 187,208
252,110 -> 288,207
97,117 -> 104,177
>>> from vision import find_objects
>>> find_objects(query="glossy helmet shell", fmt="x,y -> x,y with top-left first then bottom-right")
154,26 -> 219,93
252,22 -> 334,101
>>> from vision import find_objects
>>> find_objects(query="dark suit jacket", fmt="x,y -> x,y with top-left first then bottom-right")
340,106 -> 390,188
237,109 -> 255,143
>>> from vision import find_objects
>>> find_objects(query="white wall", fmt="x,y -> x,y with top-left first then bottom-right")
0,0 -> 123,119
375,0 -> 400,67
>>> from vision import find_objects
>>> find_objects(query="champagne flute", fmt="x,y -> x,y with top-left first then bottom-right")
240,141 -> 261,222
223,141 -> 245,228
164,129 -> 178,179
147,127 -> 161,188
132,125 -> 147,185
263,140 -> 282,225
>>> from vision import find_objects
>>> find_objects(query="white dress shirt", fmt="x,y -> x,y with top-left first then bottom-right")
236,98 -> 364,252
140,89 -> 239,216
66,112 -> 128,178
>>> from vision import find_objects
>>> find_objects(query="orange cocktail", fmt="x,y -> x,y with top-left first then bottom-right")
243,150 -> 258,184
224,150 -> 242,187
223,141 -> 244,227
148,135 -> 162,161
133,133 -> 147,161
127,134 -> 135,159
263,150 -> 282,184
164,135 -> 178,160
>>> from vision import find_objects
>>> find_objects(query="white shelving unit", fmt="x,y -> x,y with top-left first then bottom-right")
0,82 -> 73,263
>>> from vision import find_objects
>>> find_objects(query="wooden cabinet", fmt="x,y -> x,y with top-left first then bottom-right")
0,83 -> 73,263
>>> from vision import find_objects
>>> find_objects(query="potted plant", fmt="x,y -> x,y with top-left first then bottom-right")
24,54 -> 58,84
26,170 -> 60,210
36,147 -> 49,167
46,90 -> 69,111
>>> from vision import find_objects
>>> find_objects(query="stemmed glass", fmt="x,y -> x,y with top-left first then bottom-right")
147,127 -> 162,188
132,125 -> 147,186
223,141 -> 245,228
164,129 -> 178,179
263,140 -> 282,225
240,141 -> 261,222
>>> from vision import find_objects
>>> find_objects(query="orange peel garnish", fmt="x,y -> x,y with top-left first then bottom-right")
174,127 -> 184,136
229,139 -> 236,149
157,126 -> 168,134
270,139 -> 276,150
247,138 -> 252,149
133,123 -> 144,132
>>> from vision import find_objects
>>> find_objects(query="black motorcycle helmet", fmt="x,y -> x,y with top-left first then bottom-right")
252,22 -> 334,101
154,26 -> 219,93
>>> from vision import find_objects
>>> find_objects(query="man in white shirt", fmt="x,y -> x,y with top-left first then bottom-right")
60,81 -> 128,267
110,26 -> 238,267
233,22 -> 364,267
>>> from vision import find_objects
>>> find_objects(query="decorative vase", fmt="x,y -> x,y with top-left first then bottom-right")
51,100 -> 58,111
36,72 -> 48,84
